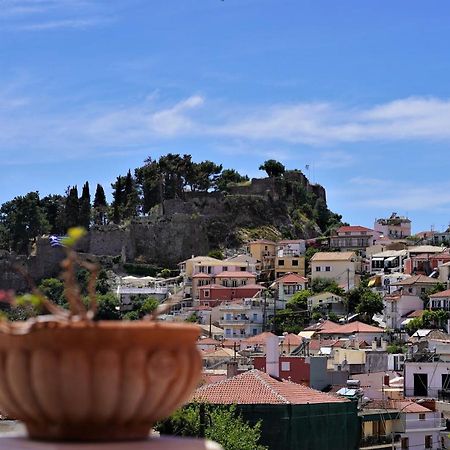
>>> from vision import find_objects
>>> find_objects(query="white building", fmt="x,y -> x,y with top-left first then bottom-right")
218,298 -> 265,339
391,400 -> 445,450
384,291 -> 424,330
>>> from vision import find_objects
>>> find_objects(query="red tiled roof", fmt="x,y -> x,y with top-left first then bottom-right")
193,369 -> 347,405
281,333 -> 302,347
391,275 -> 439,286
276,273 -> 308,284
197,338 -> 219,345
242,332 -> 277,345
337,226 -> 374,233
407,310 -> 425,318
430,289 -> 450,298
304,320 -> 338,332
308,339 -> 326,351
221,339 -> 240,348
317,321 -> 384,335
249,239 -> 276,245
390,400 -> 431,413
215,271 -> 256,278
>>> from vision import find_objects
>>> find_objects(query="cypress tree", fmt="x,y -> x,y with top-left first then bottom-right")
111,176 -> 124,224
79,182 -> 91,230
93,184 -> 108,225
64,186 -> 80,230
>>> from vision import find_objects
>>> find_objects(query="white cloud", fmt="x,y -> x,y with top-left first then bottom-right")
15,18 -> 112,31
3,91 -> 450,164
0,0 -> 117,31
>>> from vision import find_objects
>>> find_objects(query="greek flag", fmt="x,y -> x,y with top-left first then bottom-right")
49,235 -> 65,248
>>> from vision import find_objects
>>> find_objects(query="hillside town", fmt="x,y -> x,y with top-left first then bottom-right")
114,212 -> 450,449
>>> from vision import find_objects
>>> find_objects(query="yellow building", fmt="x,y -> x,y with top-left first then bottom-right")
248,239 -> 276,273
275,255 -> 306,278
310,251 -> 360,291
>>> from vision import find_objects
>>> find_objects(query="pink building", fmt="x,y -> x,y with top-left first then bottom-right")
374,213 -> 411,239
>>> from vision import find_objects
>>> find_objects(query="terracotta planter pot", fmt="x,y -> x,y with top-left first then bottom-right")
0,321 -> 201,441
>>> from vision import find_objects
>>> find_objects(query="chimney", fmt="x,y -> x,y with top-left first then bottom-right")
384,374 -> 390,386
227,360 -> 238,378
266,335 -> 280,378
381,340 -> 388,351
372,341 -> 377,351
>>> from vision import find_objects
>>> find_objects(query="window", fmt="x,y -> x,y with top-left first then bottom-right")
292,259 -> 299,266
419,413 -> 426,420
278,259 -> 285,266
232,280 -> 238,287
222,266 -> 228,271
325,266 -> 331,272
316,267 -> 321,272
425,435 -> 432,449
252,328 -> 257,335
240,267 -> 246,271
204,290 -> 210,298
281,362 -> 291,371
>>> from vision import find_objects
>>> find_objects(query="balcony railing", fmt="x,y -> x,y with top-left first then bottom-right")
219,319 -> 248,326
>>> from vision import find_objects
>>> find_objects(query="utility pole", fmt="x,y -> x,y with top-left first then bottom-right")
262,290 -> 267,332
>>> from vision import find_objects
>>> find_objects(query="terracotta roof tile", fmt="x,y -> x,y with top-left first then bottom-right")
337,226 -> 375,233
392,275 -> 439,286
430,289 -> 450,298
317,321 -> 384,335
193,369 -> 347,405
242,332 -> 277,345
276,273 -> 308,284
407,310 -> 425,318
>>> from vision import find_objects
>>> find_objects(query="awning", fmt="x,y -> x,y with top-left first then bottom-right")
401,318 -> 413,326
385,256 -> 398,262
372,257 -> 384,261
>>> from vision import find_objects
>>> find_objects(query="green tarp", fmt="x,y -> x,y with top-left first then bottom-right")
236,402 -> 360,450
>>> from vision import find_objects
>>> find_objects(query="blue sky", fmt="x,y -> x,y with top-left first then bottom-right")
1,0 -> 450,233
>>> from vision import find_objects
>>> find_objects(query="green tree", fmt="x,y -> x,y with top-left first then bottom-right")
208,249 -> 224,260
139,297 -> 159,317
94,293 -> 121,320
95,269 -> 110,295
156,404 -> 267,450
64,186 -> 80,230
310,278 -> 345,296
0,192 -> 50,254
135,158 -> 161,214
79,181 -> 91,230
38,278 -> 66,306
41,194 -> 66,234
93,184 -> 108,225
313,198 -> 330,232
111,176 -> 125,223
287,289 -> 312,310
215,169 -> 249,192
123,169 -> 140,219
355,290 -> 384,323
259,159 -> 285,178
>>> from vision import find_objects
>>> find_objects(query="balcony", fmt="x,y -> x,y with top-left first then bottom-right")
394,417 -> 446,432
360,434 -> 394,449
219,319 -> 248,326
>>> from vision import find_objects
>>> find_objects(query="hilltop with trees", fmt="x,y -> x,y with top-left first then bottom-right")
0,154 -> 344,286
